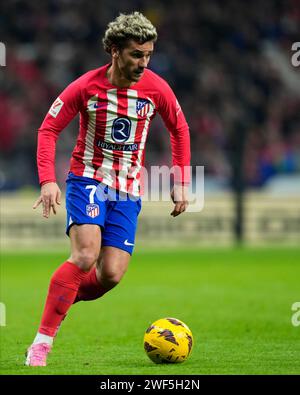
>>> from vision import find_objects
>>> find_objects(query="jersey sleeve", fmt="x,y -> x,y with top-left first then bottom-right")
156,80 -> 191,185
37,78 -> 84,185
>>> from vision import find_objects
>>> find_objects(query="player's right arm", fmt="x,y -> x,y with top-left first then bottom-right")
34,77 -> 83,218
33,182 -> 61,218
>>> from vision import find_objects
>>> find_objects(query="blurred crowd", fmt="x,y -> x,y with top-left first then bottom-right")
1,0 -> 300,190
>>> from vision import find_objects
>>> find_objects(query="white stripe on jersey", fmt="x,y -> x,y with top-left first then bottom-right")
83,95 -> 98,178
126,90 -> 138,142
131,98 -> 155,195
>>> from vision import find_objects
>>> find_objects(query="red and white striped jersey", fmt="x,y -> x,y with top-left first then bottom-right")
37,63 -> 190,196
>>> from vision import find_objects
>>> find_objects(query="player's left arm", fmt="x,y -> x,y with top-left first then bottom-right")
157,81 -> 191,217
35,77 -> 84,217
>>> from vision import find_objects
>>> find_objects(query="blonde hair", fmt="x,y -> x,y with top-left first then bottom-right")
102,11 -> 157,54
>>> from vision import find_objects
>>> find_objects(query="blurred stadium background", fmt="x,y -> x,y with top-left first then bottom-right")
1,0 -> 299,249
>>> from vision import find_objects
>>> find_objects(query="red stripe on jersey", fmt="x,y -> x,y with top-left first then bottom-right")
70,91 -> 108,178
126,150 -> 138,195
126,90 -> 150,194
69,111 -> 88,176
90,90 -> 109,177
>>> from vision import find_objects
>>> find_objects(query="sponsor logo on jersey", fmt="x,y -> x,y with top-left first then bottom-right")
88,101 -> 106,110
136,99 -> 151,117
111,117 -> 132,143
97,140 -> 139,152
49,97 -> 64,118
86,203 -> 100,218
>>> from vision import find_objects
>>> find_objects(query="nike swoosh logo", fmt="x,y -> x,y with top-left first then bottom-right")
124,239 -> 134,246
93,103 -> 105,109
88,102 -> 105,110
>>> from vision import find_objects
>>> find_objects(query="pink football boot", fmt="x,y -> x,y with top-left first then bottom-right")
25,343 -> 52,366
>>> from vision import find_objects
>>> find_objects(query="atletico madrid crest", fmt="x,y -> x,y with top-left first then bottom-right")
136,99 -> 151,117
86,204 -> 100,218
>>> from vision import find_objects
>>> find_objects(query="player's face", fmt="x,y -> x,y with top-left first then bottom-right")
117,40 -> 154,82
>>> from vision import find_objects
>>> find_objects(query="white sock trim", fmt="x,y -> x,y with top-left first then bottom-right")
33,332 -> 54,346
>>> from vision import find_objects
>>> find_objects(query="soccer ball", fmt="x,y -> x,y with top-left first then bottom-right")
143,317 -> 193,363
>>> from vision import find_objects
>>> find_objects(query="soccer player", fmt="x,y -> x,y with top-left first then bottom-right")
25,11 -> 190,366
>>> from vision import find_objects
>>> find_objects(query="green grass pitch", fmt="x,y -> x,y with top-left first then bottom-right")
1,248 -> 299,375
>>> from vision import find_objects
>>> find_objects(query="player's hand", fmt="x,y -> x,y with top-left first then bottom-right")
33,182 -> 61,218
170,184 -> 189,217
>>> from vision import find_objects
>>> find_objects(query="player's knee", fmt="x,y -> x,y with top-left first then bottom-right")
101,269 -> 125,289
71,248 -> 99,271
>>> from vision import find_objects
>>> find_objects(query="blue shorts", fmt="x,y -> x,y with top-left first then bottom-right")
65,173 -> 142,255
